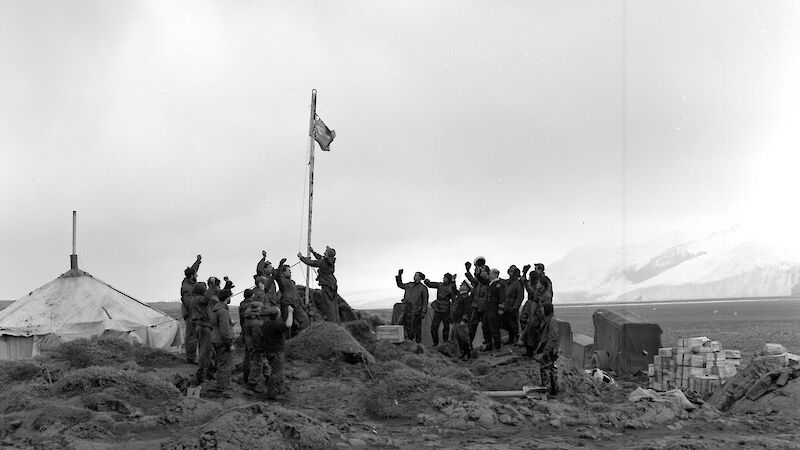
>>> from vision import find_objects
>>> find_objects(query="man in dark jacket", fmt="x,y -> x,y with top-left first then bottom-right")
424,273 -> 456,346
210,289 -> 235,397
451,280 -> 473,360
190,282 -> 214,384
255,251 -> 280,306
180,254 -> 201,364
262,305 -> 294,400
501,265 -> 524,346
242,301 -> 264,391
535,302 -> 560,395
523,264 -> 553,304
484,268 -> 505,351
396,269 -> 429,343
535,263 -> 554,302
274,258 -> 309,336
297,246 -> 339,322
464,261 -> 490,349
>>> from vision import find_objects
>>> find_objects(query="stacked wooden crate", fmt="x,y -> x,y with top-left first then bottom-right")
648,337 -> 741,394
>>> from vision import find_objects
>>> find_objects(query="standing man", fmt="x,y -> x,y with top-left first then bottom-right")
297,246 -> 339,322
534,302 -> 560,395
424,273 -> 456,346
501,265 -> 524,346
274,258 -> 310,336
464,261 -> 490,349
262,305 -> 294,400
452,280 -> 473,360
242,301 -> 265,391
395,269 -> 429,344
190,282 -> 213,384
211,288 -> 235,398
180,254 -> 201,364
484,268 -> 505,351
255,251 -> 280,306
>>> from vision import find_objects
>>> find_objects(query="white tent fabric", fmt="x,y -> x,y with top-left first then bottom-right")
0,268 -> 179,360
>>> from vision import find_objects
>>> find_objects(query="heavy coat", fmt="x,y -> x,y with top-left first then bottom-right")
396,275 -> 429,315
211,302 -> 235,345
424,280 -> 456,314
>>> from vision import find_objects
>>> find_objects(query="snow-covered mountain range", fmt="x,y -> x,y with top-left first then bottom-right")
548,226 -> 800,303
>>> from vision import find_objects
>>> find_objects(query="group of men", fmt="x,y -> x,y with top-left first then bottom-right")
178,246 -> 338,398
396,256 -> 559,394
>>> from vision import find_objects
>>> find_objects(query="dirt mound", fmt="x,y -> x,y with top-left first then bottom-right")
45,336 -> 181,368
163,403 -> 338,450
367,340 -> 473,383
286,322 -> 375,364
362,362 -> 475,419
53,366 -> 181,402
341,319 -> 377,347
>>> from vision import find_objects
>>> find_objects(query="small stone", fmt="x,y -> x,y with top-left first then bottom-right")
498,414 -> 517,426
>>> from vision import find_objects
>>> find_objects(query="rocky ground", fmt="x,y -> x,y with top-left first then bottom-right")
1,318 -> 800,449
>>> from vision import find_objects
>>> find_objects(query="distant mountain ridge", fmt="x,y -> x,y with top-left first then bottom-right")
549,226 -> 800,303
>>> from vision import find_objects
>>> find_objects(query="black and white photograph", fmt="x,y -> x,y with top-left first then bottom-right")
1,1 -> 800,448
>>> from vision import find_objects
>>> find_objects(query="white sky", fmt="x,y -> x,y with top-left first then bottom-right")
2,1 -> 799,306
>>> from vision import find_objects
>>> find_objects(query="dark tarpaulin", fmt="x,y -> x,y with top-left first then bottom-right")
593,308 -> 662,375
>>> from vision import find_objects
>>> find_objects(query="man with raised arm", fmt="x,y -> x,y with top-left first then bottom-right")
424,273 -> 456,346
501,265 -> 524,346
464,260 -> 490,350
180,254 -> 201,364
396,269 -> 429,344
297,246 -> 339,322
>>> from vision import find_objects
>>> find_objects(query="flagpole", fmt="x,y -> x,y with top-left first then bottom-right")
305,89 -> 317,307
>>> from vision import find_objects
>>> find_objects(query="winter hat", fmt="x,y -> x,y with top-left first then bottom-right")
444,273 -> 453,282
325,246 -> 336,257
459,280 -> 471,292
184,267 -> 196,277
243,288 -> 253,299
192,282 -> 207,295
473,256 -> 486,267
218,289 -> 232,302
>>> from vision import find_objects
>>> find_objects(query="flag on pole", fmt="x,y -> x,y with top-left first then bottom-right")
313,114 -> 336,151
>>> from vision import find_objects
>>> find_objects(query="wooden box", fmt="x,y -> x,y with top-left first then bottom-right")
376,325 -> 405,343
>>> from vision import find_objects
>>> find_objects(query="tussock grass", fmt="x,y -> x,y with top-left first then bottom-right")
342,320 -> 376,346
362,362 -> 475,419
286,322 -> 375,364
47,336 -> 179,368
0,360 -> 42,389
53,366 -> 180,401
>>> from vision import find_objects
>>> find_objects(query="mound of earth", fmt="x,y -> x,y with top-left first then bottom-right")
163,403 -> 338,450
286,322 -> 375,364
43,336 -> 182,369
361,361 -> 476,419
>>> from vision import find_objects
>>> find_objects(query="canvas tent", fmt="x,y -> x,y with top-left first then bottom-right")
0,267 -> 180,360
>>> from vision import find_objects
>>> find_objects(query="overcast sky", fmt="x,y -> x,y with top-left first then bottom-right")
2,1 -> 799,307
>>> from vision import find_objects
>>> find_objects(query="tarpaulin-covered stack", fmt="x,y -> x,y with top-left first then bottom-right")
648,336 -> 741,394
